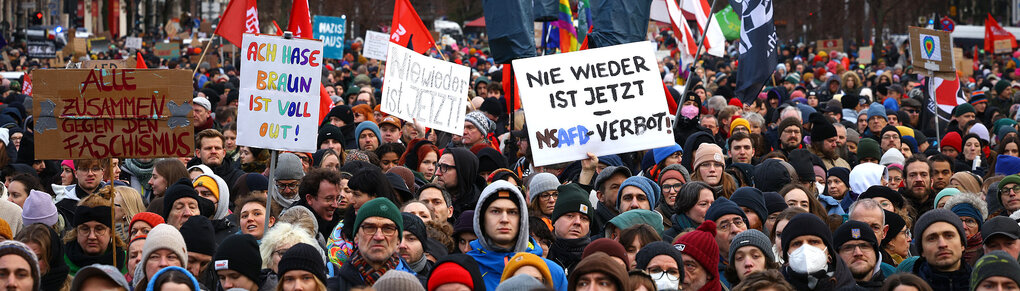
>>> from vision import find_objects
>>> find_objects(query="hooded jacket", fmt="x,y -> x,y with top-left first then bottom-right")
186,156 -> 244,192
466,181 -> 568,291
448,147 -> 485,218
188,165 -> 232,220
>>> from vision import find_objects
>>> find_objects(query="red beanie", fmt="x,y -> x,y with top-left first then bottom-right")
673,220 -> 721,291
581,238 -> 628,268
728,98 -> 743,108
941,131 -> 963,153
130,212 -> 165,228
428,262 -> 473,290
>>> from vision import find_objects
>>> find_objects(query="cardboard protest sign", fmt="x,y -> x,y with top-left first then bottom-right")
909,26 -> 955,79
512,41 -> 674,166
817,39 -> 842,52
31,69 -> 194,159
88,37 -> 111,53
154,42 -> 181,60
955,47 -> 973,78
237,34 -> 324,153
125,37 -> 143,50
858,46 -> 872,64
381,44 -> 471,135
995,39 -> 1013,54
81,59 -> 135,69
313,15 -> 346,59
363,30 -> 390,61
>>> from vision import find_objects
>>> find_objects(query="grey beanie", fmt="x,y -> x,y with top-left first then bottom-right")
658,164 -> 692,184
528,173 -> 561,203
594,166 -> 633,192
912,209 -> 966,256
465,111 -> 495,137
373,270 -> 424,291
496,274 -> 546,291
846,128 -> 860,144
729,229 -> 775,265
275,153 -> 305,180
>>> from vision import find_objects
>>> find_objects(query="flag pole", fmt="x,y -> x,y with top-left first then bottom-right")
673,0 -> 720,124
192,36 -> 216,75
433,43 -> 448,61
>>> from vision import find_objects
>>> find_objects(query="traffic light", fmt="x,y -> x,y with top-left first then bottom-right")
30,11 -> 43,25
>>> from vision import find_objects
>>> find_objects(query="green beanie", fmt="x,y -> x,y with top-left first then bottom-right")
995,80 -> 1011,95
999,175 -> 1020,194
858,138 -> 882,161
354,198 -> 404,240
551,183 -> 593,223
953,103 -> 975,117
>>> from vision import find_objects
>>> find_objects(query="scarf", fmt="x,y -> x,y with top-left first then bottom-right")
407,253 -> 429,274
963,233 -> 984,265
64,240 -> 127,275
350,249 -> 399,285
548,236 -> 590,271
123,159 -> 156,193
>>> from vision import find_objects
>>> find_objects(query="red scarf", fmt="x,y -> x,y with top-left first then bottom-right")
350,249 -> 400,285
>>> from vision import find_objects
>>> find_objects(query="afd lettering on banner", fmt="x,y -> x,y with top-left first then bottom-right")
237,33 -> 323,152
381,44 -> 470,135
31,69 -> 195,159
312,15 -> 346,59
512,41 -> 674,166
363,30 -> 389,61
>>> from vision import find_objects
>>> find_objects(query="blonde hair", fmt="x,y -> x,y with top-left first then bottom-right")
275,274 -> 327,291
259,223 -> 318,270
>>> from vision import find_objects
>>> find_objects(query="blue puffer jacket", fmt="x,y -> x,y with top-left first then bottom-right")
466,238 -> 567,291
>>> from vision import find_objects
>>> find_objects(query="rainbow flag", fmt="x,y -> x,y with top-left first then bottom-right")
556,0 -> 578,53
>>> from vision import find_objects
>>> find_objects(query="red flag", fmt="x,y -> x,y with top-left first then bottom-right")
287,0 -> 312,38
21,74 -> 31,96
390,0 -> 435,54
985,13 -> 1017,53
135,52 -> 147,69
929,73 -> 965,114
502,64 -> 521,112
318,84 -> 332,124
214,0 -> 260,47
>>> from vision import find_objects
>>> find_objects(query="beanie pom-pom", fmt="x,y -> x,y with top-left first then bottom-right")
698,220 -> 717,236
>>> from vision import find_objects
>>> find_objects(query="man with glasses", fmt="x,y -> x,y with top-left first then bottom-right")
331,197 -> 419,289
433,148 -> 482,218
776,117 -> 802,156
833,221 -> 885,288
704,197 -> 747,288
635,241 -> 684,291
878,125 -> 902,152
901,98 -> 923,128
57,159 -> 108,230
292,168 -> 343,239
272,153 -> 305,208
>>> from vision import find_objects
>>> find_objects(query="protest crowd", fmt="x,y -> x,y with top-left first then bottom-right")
3,0 -> 1020,290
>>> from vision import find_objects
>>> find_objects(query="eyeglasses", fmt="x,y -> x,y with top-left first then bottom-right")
539,192 -> 558,200
277,182 -> 300,190
360,224 -> 398,236
717,218 -> 745,231
272,248 -> 289,257
882,134 -> 900,140
1004,185 -> 1020,194
85,166 -> 104,173
436,163 -> 456,173
905,109 -> 920,114
77,225 -> 109,236
783,128 -> 800,135
961,217 -> 980,227
838,242 -> 875,254
661,183 -> 683,192
647,267 -> 681,279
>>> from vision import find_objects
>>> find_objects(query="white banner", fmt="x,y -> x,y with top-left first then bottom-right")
125,37 -> 142,50
364,30 -> 390,61
381,44 -> 471,135
237,34 -> 324,152
513,41 -> 674,166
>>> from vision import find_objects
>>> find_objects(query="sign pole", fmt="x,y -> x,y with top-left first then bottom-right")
265,150 -> 278,228
191,36 -> 215,75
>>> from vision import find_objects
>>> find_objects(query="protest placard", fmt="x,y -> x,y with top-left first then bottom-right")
81,59 -> 135,69
88,37 -> 111,54
154,42 -> 181,60
381,44 -> 470,135
817,39 -> 842,52
858,46 -> 872,64
31,69 -> 194,159
125,37 -> 143,50
26,42 -> 57,58
313,15 -> 346,59
909,26 -> 955,79
363,30 -> 390,61
512,41 -> 675,166
237,34 -> 324,153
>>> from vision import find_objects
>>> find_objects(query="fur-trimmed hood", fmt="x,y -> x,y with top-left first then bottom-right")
944,193 -> 988,221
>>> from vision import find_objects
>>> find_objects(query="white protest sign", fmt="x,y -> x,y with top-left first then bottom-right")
381,44 -> 470,135
125,37 -> 143,50
237,34 -> 324,153
364,30 -> 390,61
513,41 -> 674,166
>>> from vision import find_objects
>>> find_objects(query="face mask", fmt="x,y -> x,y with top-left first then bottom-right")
788,244 -> 828,274
651,272 -> 680,291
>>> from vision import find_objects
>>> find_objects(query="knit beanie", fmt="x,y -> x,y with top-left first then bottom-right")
71,264 -> 130,291
500,252 -> 552,284
402,212 -> 428,245
496,275 -> 545,291
971,251 -> 1020,291
730,118 -> 751,134
866,102 -> 887,120
833,221 -> 879,255
780,213 -> 834,261
941,132 -> 963,153
317,124 -> 344,147
997,155 -> 1020,176
213,234 -> 262,285
374,270 -> 425,291
275,153 -> 306,180
881,210 -> 906,247
788,149 -> 816,183
934,188 -> 961,208
778,117 -> 802,135
846,128 -> 860,144
465,111 -> 495,137
763,192 -> 788,215
277,243 -> 327,284
607,209 -> 664,237
657,164 -> 691,184
705,197 -> 748,226
880,148 -> 905,166
857,138 -> 882,161
582,238 -> 628,266
179,216 -> 216,256
953,103 -> 975,117
754,159 -> 792,192
569,253 -> 629,291
652,144 -> 684,165
692,143 -> 725,171
354,121 -> 383,149
0,219 -> 11,240
912,209 -> 966,256
859,185 -> 905,209
729,229 -> 775,264
142,224 -> 189,273
192,175 -> 220,201
673,221 -> 720,291
616,176 -> 660,211
729,187 -> 766,223
327,105 -> 354,125
0,241 -> 39,291
811,119 -> 837,142
452,210 -> 475,238
21,189 -> 57,226
827,167 -> 850,185
354,197 -> 404,240
594,166 -> 632,192
130,212 -> 165,229
551,183 -> 592,222
635,241 -> 685,274
429,258 -> 480,291
528,173 -> 560,203
163,178 -> 214,218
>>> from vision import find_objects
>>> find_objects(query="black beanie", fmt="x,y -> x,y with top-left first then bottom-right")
754,159 -> 792,192
401,213 -> 427,243
827,167 -> 850,185
180,216 -> 216,256
971,251 -> 1020,291
880,125 -> 899,140
763,192 -> 788,215
859,185 -> 905,210
163,178 -> 215,218
278,243 -> 327,283
729,187 -> 767,223
811,118 -> 837,142
880,210 -> 906,247
327,105 -> 354,125
317,124 -> 344,147
475,147 -> 507,174
214,234 -> 262,286
635,241 -> 685,280
832,220 -> 879,255
788,149 -> 816,183
551,183 -> 593,223
841,94 -> 859,109
780,213 -> 834,261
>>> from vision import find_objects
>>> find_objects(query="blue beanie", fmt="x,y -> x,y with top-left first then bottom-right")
951,202 -> 983,229
354,121 -> 382,150
901,136 -> 918,153
652,144 -> 684,165
598,155 -> 624,167
997,154 -> 1020,176
705,197 -> 748,226
867,103 -> 887,120
617,176 -> 660,211
729,187 -> 767,223
883,98 -> 899,112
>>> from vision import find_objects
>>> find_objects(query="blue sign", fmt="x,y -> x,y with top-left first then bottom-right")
313,15 -> 346,59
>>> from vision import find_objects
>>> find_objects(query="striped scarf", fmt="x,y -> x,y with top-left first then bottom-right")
350,250 -> 399,285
